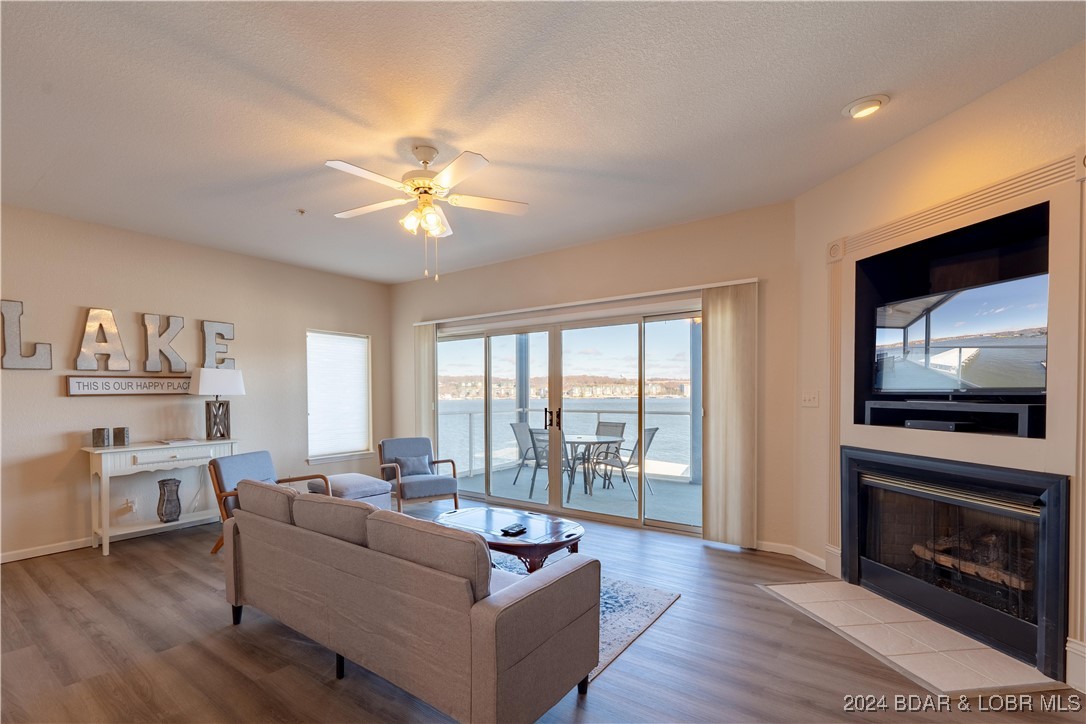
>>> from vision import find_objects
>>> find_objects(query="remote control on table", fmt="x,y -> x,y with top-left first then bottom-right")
500,523 -> 527,536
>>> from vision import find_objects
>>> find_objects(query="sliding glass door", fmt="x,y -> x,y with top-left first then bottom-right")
643,315 -> 702,527
560,322 -> 640,519
436,310 -> 702,530
487,331 -> 549,503
436,336 -> 485,494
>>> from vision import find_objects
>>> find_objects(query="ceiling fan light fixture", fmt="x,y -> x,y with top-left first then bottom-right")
843,94 -> 890,119
419,205 -> 443,234
399,208 -> 421,234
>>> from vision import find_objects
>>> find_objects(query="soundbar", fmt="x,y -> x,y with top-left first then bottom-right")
904,419 -> 975,432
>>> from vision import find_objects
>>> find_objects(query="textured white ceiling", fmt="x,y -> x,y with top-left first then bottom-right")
3,2 -> 1083,283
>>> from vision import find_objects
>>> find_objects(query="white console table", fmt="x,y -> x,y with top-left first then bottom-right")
82,438 -> 238,555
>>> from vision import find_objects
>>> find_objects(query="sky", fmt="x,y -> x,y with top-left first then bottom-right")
876,274 -> 1048,345
437,317 -> 697,380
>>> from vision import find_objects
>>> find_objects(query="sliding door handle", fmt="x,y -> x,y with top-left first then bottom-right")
555,408 -> 562,430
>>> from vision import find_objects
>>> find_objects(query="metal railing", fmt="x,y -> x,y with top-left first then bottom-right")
437,406 -> 692,479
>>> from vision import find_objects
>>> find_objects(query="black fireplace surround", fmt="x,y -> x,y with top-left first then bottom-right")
841,447 -> 1069,679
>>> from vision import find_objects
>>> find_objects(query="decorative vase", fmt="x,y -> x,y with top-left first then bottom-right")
157,478 -> 181,523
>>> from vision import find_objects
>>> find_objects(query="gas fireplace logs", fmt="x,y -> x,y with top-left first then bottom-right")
911,527 -> 1034,591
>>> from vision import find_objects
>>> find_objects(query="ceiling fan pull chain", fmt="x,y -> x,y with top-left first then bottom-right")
434,236 -> 440,282
423,231 -> 430,278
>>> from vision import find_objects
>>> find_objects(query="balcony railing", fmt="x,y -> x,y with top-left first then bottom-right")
437,406 -> 693,480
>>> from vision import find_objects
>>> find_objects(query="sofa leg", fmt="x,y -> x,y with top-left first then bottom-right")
578,675 -> 589,695
210,534 -> 224,555
232,605 -> 243,625
336,653 -> 345,680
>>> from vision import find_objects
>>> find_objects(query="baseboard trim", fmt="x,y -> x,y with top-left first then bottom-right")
1066,638 -> 1086,693
1,536 -> 94,564
824,545 -> 842,578
757,541 -> 826,571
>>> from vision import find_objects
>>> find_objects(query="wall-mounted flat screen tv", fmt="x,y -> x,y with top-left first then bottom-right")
873,273 -> 1048,394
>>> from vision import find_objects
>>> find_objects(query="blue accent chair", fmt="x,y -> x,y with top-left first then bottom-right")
377,437 -> 459,512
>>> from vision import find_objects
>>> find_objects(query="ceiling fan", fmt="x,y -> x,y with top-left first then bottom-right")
325,145 -> 528,239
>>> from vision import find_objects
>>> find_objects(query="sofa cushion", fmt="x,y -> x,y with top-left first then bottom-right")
367,510 -> 491,601
489,567 -> 524,594
307,473 -> 392,499
398,474 -> 457,500
236,479 -> 297,524
292,493 -> 378,546
393,454 -> 432,476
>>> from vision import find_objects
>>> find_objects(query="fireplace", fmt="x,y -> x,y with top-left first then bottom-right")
841,447 -> 1069,679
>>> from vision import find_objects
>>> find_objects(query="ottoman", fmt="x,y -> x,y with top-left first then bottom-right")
309,473 -> 392,510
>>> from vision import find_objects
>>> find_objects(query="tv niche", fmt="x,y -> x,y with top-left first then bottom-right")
855,202 -> 1048,437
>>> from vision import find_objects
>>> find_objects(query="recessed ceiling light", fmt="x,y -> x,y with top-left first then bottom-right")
843,94 -> 890,119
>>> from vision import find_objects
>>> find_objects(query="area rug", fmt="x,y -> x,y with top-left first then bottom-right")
493,553 -> 680,680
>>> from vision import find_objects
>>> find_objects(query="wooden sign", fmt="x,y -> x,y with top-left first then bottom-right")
67,376 -> 191,396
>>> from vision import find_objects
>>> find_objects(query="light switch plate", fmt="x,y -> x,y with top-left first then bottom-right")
801,391 -> 820,408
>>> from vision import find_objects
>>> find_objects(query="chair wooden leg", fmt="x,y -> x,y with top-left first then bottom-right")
578,675 -> 589,695
232,605 -> 243,625
336,653 -> 345,680
396,494 -> 403,512
210,534 -> 224,555
452,493 -> 460,509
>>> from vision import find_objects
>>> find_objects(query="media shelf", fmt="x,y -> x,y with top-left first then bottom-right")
865,400 -> 1045,438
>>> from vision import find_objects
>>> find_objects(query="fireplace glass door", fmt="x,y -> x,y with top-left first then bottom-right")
862,477 -> 1038,625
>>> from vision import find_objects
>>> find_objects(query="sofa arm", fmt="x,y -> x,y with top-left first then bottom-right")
470,554 -> 600,723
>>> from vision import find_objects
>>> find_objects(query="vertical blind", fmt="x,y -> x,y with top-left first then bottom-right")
306,331 -> 371,458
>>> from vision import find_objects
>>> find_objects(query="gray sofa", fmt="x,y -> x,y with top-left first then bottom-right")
224,481 -> 601,723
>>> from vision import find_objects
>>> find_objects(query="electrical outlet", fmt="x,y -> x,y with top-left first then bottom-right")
123,498 -> 137,513
801,391 -> 820,408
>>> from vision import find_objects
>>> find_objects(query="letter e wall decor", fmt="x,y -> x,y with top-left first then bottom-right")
202,321 -> 235,369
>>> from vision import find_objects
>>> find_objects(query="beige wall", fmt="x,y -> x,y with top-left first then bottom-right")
1,206 -> 392,560
792,42 -> 1086,670
390,202 -> 800,550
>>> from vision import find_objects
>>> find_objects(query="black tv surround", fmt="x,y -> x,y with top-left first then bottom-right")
854,202 -> 1049,437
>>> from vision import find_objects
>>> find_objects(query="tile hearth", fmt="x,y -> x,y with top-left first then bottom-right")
765,581 -> 1059,695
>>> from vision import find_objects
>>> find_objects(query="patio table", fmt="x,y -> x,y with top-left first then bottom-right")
563,434 -> 623,501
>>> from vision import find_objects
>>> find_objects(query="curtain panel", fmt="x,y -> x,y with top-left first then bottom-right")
701,282 -> 759,547
414,323 -> 437,439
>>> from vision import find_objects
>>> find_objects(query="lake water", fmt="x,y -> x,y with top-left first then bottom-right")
437,397 -> 696,477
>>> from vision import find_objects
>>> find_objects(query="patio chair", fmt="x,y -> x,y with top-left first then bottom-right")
592,427 -> 658,500
510,421 -> 537,486
378,437 -> 459,512
528,428 -> 582,500
592,420 -> 626,487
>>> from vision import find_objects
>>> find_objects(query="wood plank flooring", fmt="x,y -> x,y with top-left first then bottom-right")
2,505 -> 1078,723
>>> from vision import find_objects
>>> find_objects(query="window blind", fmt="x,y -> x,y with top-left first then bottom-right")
306,331 -> 371,459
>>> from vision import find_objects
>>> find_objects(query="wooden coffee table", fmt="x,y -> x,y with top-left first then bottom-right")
435,506 -> 585,573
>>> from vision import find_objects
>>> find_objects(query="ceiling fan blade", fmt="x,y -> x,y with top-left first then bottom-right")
433,151 -> 489,190
447,194 -> 528,216
326,160 -> 406,192
432,204 -> 454,237
334,198 -> 410,219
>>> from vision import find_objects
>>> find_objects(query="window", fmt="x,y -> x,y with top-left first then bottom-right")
306,330 -> 371,461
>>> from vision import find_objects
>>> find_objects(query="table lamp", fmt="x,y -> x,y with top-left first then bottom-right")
188,368 -> 245,439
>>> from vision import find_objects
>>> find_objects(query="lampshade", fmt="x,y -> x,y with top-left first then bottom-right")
188,367 -> 246,397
